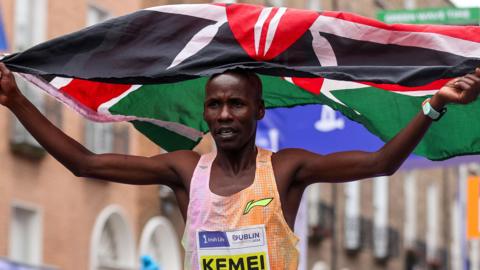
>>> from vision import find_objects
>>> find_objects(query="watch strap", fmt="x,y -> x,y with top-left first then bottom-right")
422,98 -> 447,121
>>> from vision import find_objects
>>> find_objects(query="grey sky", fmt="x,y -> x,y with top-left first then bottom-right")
450,0 -> 480,7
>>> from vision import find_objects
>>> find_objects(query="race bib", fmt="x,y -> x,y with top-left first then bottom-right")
196,225 -> 270,270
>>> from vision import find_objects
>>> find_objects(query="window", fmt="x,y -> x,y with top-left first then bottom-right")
306,0 -> 321,11
44,95 -> 63,127
90,206 -> 136,270
10,0 -> 48,158
312,261 -> 328,270
450,198 -> 462,270
374,0 -> 387,9
112,124 -> 130,154
85,122 -> 130,154
139,217 -> 182,270
267,0 -> 284,7
14,0 -> 46,51
344,181 -> 361,251
9,204 -> 42,265
87,5 -> 109,27
404,172 -> 417,249
85,121 -> 114,154
404,0 -> 416,9
11,75 -> 45,149
451,164 -> 471,270
470,240 -> 480,270
426,184 -> 439,262
307,184 -> 333,242
307,184 -> 321,228
373,176 -> 389,259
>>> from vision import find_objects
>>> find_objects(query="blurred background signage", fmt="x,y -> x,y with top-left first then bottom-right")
378,7 -> 479,25
256,104 -> 480,169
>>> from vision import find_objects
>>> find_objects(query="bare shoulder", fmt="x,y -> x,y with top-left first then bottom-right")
152,150 -> 200,170
151,150 -> 201,187
271,148 -> 322,184
271,148 -> 320,165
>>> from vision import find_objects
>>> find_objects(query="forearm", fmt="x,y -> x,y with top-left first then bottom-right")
375,94 -> 446,174
7,94 -> 93,174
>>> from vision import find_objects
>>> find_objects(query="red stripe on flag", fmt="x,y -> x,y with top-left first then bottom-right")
291,77 -> 324,95
290,77 -> 448,94
360,79 -> 450,92
60,79 -> 132,111
321,11 -> 480,43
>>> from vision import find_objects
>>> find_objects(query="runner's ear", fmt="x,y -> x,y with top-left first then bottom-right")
256,99 -> 265,120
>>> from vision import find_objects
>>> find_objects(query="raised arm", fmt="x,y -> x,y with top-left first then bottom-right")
275,69 -> 480,185
0,63 -> 196,188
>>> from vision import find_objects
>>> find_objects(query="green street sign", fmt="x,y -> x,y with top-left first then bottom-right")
377,7 -> 479,25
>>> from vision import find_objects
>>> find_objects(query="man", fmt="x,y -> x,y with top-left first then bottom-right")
1,62 -> 480,269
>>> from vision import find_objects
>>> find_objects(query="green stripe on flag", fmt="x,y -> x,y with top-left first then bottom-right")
333,87 -> 480,160
131,120 -> 200,152
261,76 -> 321,108
109,77 -> 210,132
260,76 -> 365,122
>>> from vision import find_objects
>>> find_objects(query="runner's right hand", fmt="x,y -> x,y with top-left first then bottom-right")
0,63 -> 22,107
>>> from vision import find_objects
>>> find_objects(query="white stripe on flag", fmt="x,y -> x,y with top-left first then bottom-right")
50,77 -> 73,89
310,15 -> 480,58
146,4 -> 227,22
311,30 -> 337,66
392,89 -> 438,96
97,85 -> 142,115
255,8 -> 272,55
264,7 -> 287,56
167,19 -> 227,69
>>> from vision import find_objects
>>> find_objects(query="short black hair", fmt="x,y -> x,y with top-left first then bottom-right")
208,69 -> 263,103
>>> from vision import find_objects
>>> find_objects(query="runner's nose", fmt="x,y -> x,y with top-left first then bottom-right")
219,105 -> 233,121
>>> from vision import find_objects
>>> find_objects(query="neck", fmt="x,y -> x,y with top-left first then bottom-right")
215,142 -> 257,175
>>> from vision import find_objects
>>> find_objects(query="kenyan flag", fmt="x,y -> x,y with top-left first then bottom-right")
3,3 -> 480,159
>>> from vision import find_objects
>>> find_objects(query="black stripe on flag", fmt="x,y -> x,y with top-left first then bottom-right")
3,10 -> 219,83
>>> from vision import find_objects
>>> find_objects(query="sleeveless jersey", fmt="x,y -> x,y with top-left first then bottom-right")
182,148 -> 299,270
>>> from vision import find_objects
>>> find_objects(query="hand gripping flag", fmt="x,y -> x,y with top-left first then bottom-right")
2,3 -> 480,159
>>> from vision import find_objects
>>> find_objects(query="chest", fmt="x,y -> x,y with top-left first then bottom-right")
209,166 -> 256,196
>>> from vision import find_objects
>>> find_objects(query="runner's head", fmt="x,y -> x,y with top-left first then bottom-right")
204,70 -> 265,151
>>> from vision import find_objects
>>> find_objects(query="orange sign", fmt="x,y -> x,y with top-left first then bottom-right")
467,176 -> 480,239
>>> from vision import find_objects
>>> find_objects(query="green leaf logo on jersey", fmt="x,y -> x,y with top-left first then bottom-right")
243,198 -> 274,215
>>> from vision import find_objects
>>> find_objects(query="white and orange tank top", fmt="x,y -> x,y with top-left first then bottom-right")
182,148 -> 299,270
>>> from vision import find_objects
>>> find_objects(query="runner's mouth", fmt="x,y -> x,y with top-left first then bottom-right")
216,128 -> 237,139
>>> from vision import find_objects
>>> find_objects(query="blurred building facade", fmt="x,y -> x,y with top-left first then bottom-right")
1,0 -> 480,270
294,2 -> 480,270
0,0 -> 186,269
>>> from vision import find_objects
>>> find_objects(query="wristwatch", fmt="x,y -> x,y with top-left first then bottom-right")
422,98 -> 447,121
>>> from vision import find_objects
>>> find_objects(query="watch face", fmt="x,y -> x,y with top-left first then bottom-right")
422,101 -> 431,115
422,100 -> 440,120
422,103 -> 429,115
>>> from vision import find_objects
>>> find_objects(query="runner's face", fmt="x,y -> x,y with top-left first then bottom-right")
204,73 -> 264,151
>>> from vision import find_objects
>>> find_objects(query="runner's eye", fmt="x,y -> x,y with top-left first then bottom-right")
231,99 -> 244,108
207,101 -> 220,108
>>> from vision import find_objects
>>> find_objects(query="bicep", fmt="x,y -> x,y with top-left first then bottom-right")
80,152 -> 183,187
292,149 -> 383,184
